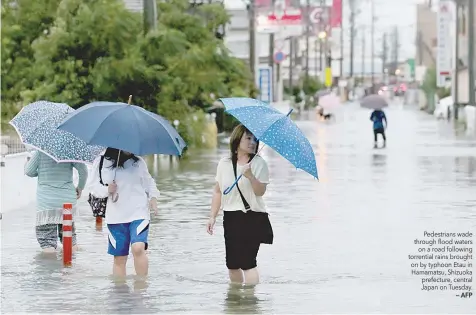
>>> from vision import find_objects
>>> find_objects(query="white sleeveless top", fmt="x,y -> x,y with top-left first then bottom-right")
215,155 -> 270,213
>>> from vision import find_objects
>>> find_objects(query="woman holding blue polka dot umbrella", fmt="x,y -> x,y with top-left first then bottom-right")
207,97 -> 318,285
219,97 -> 318,195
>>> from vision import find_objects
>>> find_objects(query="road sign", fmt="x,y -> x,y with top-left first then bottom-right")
309,7 -> 328,24
436,0 -> 452,87
256,0 -> 303,34
273,51 -> 286,64
257,66 -> 273,103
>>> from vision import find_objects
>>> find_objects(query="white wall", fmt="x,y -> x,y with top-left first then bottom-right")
0,153 -> 37,214
0,153 -> 88,214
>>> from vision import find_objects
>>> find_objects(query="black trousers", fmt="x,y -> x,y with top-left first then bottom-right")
373,128 -> 386,142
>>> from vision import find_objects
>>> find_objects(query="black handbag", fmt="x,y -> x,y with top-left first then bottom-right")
87,156 -> 108,218
233,158 -> 274,245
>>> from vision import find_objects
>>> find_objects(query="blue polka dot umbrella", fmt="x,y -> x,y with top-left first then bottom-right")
9,100 -> 104,163
219,97 -> 318,194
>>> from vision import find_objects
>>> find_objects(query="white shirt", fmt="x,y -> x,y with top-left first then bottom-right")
87,155 -> 160,224
215,155 -> 270,213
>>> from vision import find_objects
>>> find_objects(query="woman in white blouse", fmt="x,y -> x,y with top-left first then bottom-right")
207,124 -> 270,285
89,148 -> 159,278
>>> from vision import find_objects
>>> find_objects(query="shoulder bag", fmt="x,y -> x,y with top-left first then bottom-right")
87,156 -> 108,218
232,158 -> 274,244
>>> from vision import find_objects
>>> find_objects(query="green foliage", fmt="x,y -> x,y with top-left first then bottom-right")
302,76 -> 323,96
438,87 -> 451,99
421,67 -> 437,95
292,86 -> 303,104
421,66 -> 451,104
1,0 -> 254,147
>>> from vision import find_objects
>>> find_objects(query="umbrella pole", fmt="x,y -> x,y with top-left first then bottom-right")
224,108 -> 294,195
110,150 -> 121,202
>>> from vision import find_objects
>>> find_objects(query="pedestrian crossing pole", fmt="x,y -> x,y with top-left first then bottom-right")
63,203 -> 73,267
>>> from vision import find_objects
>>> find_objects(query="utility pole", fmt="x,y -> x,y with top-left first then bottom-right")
305,0 -> 311,80
248,0 -> 256,84
289,38 -> 294,89
454,1 -> 460,120
269,0 -> 275,68
143,0 -> 157,35
468,0 -> 475,106
349,0 -> 356,79
417,30 -> 423,65
381,32 -> 387,74
314,38 -> 319,79
319,0 -> 325,77
393,26 -> 400,73
370,0 -> 375,92
269,0 -> 275,100
361,26 -> 366,91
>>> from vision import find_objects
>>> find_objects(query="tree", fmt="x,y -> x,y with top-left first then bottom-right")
1,0 -> 254,147
21,0 -> 145,106
1,0 -> 62,119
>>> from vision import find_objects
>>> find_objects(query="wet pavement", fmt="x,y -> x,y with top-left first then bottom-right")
1,102 -> 475,313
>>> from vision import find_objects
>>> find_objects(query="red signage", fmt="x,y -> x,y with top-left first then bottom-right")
330,0 -> 342,28
255,0 -> 303,32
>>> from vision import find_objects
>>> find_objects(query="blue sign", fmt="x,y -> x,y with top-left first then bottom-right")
258,66 -> 273,103
274,51 -> 285,64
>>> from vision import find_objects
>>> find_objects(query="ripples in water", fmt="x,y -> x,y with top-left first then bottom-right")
2,106 -> 476,313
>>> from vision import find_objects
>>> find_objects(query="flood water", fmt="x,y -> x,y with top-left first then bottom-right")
1,102 -> 475,313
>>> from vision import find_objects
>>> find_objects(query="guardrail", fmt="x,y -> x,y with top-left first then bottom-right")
1,135 -> 28,156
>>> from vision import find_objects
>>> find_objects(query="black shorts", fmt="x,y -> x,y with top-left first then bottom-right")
374,127 -> 385,135
223,210 -> 262,270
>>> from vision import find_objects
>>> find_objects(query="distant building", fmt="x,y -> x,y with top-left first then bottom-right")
415,3 -> 437,69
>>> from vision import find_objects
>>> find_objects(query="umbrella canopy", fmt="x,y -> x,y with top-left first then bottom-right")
57,101 -> 187,156
219,97 -> 318,193
360,94 -> 389,109
318,94 -> 340,109
9,100 -> 104,163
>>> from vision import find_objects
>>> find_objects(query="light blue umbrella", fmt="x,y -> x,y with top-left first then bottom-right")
219,97 -> 318,195
57,101 -> 186,156
9,101 -> 104,163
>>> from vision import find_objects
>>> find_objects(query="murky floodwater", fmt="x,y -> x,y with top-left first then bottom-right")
2,102 -> 475,313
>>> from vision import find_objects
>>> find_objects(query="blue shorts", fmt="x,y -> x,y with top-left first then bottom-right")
107,219 -> 150,256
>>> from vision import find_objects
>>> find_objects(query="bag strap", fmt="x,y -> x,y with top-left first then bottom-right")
98,155 -> 106,186
232,158 -> 251,210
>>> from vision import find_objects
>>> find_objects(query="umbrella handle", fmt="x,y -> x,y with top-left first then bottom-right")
110,192 -> 119,203
223,174 -> 243,195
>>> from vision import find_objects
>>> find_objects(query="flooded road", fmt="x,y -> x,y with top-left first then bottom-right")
1,102 -> 475,313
